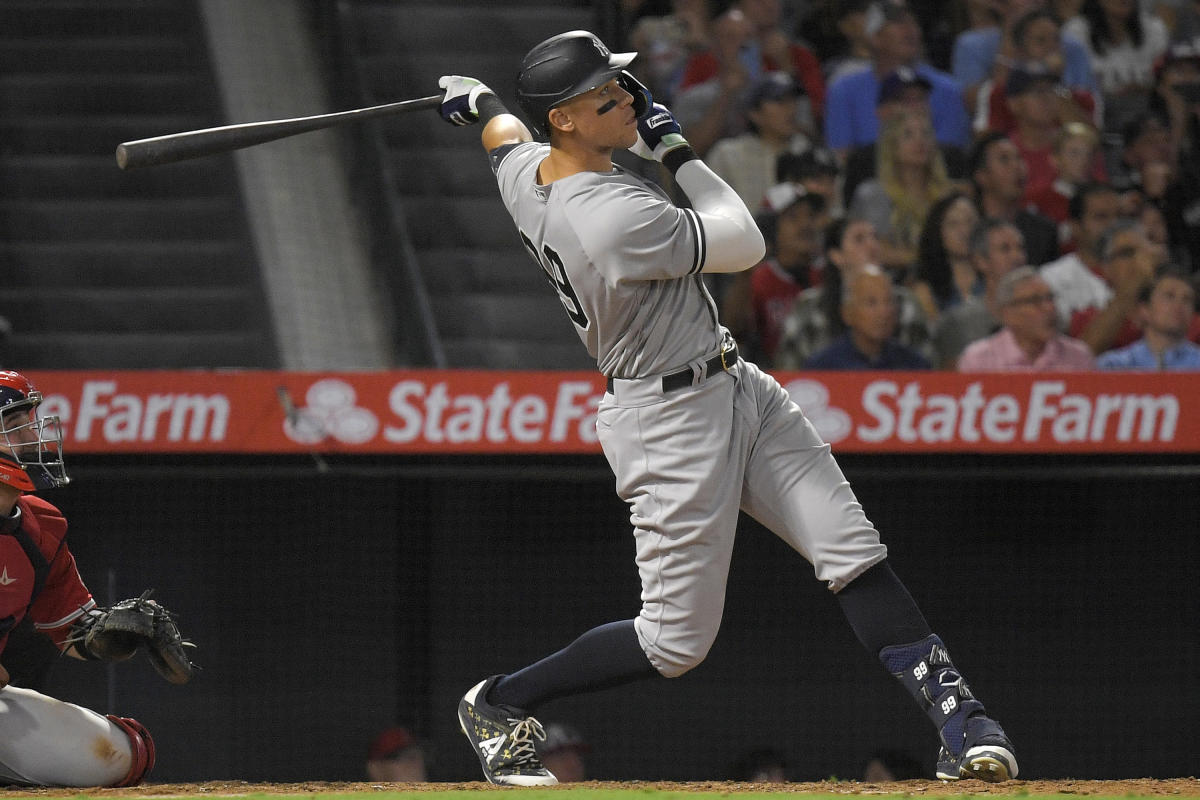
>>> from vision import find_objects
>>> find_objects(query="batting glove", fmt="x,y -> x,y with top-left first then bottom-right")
628,102 -> 690,163
616,70 -> 652,119
438,75 -> 495,127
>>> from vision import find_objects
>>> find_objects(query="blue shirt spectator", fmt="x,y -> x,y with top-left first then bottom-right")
824,64 -> 970,151
952,27 -> 1098,95
1096,339 -> 1200,369
1095,266 -> 1200,370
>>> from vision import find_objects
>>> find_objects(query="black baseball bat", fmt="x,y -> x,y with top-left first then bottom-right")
116,94 -> 442,170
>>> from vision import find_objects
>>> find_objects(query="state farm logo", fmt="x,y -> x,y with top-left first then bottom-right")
784,379 -> 852,443
282,379 -> 379,445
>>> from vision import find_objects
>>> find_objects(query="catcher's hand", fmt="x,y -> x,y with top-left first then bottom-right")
438,75 -> 495,127
69,590 -> 198,685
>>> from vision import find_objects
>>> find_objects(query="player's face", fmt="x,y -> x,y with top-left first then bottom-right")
561,79 -> 638,150
0,407 -> 40,462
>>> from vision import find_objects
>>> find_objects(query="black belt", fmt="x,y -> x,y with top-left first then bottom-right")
606,343 -> 739,394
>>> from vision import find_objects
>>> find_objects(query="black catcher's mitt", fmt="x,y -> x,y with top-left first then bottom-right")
68,590 -> 197,684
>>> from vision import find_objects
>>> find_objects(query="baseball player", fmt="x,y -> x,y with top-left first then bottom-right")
0,370 -> 195,787
437,30 -> 1018,786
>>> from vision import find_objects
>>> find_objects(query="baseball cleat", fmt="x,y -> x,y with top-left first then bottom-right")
458,676 -> 558,786
935,716 -> 1019,782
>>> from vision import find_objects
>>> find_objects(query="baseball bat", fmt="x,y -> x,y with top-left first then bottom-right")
116,94 -> 442,170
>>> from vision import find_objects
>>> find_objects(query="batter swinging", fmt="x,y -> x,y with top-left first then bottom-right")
438,30 -> 1018,786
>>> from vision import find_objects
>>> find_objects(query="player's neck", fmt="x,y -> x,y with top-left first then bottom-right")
539,144 -> 613,183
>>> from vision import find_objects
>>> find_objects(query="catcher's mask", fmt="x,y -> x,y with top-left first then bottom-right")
516,30 -> 636,134
0,370 -> 68,492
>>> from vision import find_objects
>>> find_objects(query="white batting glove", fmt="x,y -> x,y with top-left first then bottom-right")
627,102 -> 690,163
438,75 -> 495,127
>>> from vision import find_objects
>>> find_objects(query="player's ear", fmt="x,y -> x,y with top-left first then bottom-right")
547,106 -> 574,134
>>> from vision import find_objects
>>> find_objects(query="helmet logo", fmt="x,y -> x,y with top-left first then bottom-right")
591,38 -> 610,59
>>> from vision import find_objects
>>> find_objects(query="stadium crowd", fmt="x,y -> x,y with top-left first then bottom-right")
616,0 -> 1200,371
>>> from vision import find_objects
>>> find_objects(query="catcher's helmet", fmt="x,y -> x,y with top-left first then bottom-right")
516,30 -> 636,133
0,370 -> 68,492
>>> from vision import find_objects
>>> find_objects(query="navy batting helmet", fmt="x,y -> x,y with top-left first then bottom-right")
516,30 -> 636,133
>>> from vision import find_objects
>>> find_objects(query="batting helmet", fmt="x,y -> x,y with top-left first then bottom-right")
0,370 -> 68,492
516,30 -> 636,133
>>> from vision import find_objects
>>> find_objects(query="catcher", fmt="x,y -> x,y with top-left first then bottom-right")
0,370 -> 196,787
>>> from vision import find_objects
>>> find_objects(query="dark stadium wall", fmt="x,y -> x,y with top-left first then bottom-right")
38,456 -> 1199,782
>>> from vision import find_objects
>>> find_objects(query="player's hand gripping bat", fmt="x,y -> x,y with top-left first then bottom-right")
116,94 -> 441,170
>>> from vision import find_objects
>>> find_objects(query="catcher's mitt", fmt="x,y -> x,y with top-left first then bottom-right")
68,590 -> 197,684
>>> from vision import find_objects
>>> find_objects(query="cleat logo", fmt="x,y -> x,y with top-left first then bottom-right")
479,735 -> 506,762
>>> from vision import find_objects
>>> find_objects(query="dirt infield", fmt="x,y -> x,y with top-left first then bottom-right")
3,779 -> 1199,797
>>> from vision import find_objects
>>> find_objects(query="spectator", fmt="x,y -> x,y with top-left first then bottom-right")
952,0 -> 1098,112
807,264 -> 933,368
1096,263 -> 1200,367
776,145 -> 841,213
910,191 -> 984,321
627,0 -> 715,105
680,0 -> 827,114
671,9 -> 756,156
1064,0 -> 1170,130
971,7 -> 1102,134
842,67 -> 971,204
676,0 -> 825,152
802,0 -> 876,84
1005,61 -> 1106,206
366,726 -> 428,782
707,72 -> 814,214
958,266 -> 1097,369
537,723 -> 590,783
721,184 -> 827,364
1028,121 -> 1103,246
1059,218 -> 1200,353
1146,40 -> 1200,270
1039,182 -> 1124,329
776,215 -> 934,367
968,131 -> 1061,265
933,218 -> 1029,367
824,0 -> 971,158
848,109 -> 956,276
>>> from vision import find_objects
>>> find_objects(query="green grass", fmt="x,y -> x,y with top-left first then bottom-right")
113,791 -> 1180,800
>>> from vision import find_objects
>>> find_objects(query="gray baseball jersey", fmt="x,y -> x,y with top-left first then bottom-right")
492,142 -> 724,378
490,142 -> 886,678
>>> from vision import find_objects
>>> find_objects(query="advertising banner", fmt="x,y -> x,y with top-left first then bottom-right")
26,370 -> 1199,454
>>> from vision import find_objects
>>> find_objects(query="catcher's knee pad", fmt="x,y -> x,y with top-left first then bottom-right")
106,715 -> 156,787
879,634 -> 986,756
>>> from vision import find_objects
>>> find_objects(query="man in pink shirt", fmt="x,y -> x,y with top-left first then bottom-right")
958,266 -> 1096,371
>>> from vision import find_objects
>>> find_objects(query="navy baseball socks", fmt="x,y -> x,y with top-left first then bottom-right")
837,561 -> 1017,781
880,635 -> 1018,781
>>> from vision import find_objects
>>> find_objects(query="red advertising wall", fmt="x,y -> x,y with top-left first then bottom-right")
27,370 -> 1200,454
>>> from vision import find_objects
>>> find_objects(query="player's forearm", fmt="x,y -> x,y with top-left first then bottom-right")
478,92 -> 532,151
674,159 -> 765,273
